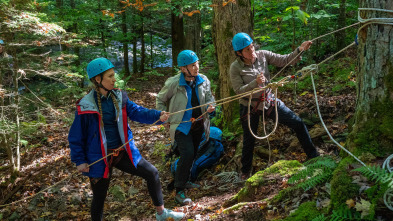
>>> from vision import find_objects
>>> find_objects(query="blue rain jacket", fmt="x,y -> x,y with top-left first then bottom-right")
68,89 -> 161,178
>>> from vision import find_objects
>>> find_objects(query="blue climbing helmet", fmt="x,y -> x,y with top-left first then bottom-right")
209,126 -> 222,141
177,50 -> 199,67
232,33 -> 253,51
0,39 -> 4,45
86,57 -> 114,79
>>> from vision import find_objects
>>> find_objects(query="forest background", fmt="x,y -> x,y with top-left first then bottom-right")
0,0 -> 392,220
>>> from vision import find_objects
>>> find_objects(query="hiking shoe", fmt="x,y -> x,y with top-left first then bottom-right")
175,191 -> 192,205
185,181 -> 200,189
156,208 -> 185,221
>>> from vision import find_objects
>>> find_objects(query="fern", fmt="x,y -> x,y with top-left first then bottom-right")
330,206 -> 361,221
311,214 -> 327,221
298,173 -> 332,191
353,165 -> 393,188
289,156 -> 338,191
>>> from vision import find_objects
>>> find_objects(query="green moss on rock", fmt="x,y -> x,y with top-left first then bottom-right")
231,160 -> 303,203
330,157 -> 359,210
283,201 -> 322,221
348,98 -> 393,157
271,185 -> 301,205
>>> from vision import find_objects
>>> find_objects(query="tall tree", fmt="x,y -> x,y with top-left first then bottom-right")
329,0 -> 393,210
140,11 -> 146,73
171,0 -> 185,67
121,5 -> 131,77
98,0 -> 106,56
212,0 -> 253,128
347,1 -> 393,151
184,3 -> 201,55
336,0 -> 347,50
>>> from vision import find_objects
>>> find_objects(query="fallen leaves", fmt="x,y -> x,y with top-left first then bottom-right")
354,199 -> 371,218
346,198 -> 355,208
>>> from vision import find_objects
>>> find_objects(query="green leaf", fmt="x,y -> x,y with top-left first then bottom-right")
285,6 -> 300,12
300,91 -> 308,96
296,10 -> 310,25
310,10 -> 334,20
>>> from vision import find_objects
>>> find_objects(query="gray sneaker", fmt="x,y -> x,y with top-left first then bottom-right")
156,208 -> 185,221
175,191 -> 192,205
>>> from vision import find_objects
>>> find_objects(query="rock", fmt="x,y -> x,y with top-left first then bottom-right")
71,193 -> 82,205
228,160 -> 303,204
128,186 -> 139,196
358,152 -> 376,163
289,127 -> 327,148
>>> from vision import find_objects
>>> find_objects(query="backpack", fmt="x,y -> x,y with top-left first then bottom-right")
170,127 -> 224,181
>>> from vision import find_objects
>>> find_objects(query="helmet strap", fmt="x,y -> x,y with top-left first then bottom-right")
95,73 -> 111,92
185,67 -> 196,80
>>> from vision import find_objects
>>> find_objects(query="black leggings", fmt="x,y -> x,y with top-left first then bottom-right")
89,155 -> 163,221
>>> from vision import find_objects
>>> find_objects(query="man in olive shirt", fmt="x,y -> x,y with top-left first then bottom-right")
230,33 -> 319,180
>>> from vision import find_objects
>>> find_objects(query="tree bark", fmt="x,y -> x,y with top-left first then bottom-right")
184,4 -> 201,55
12,52 -> 20,172
347,0 -> 393,153
121,5 -> 130,77
212,0 -> 253,128
98,0 -> 106,56
171,1 -> 185,67
336,0 -> 346,50
132,13 -> 138,74
140,11 -> 145,74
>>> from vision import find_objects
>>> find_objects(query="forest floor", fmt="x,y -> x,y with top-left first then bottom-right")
0,64 -> 359,220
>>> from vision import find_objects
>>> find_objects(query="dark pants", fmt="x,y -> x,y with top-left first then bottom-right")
174,121 -> 204,192
89,155 -> 163,221
240,100 -> 319,174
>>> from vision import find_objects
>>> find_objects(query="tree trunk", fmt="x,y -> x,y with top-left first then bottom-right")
121,6 -> 130,77
132,14 -> 138,74
291,0 -> 296,50
171,1 -> 185,67
98,0 -> 106,56
336,0 -> 346,50
70,0 -> 82,88
70,0 -> 77,33
140,11 -> 145,74
11,53 -> 20,172
184,3 -> 201,55
150,28 -> 153,69
212,0 -> 253,128
347,0 -> 393,153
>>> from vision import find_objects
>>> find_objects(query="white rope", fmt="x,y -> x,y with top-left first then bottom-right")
247,87 -> 279,140
383,154 -> 393,173
309,65 -> 370,169
357,8 -> 393,36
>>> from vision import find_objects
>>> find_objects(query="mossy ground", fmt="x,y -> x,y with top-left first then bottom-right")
282,201 -> 325,221
330,157 -> 359,210
230,160 -> 303,204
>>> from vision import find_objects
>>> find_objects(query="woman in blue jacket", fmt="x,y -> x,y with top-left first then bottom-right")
68,58 -> 184,221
